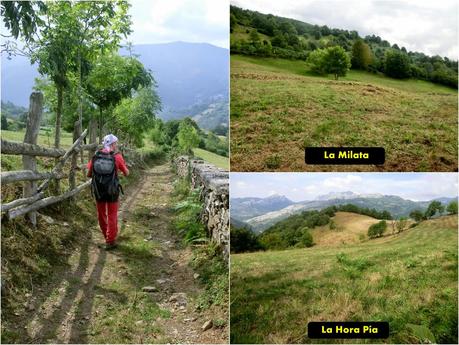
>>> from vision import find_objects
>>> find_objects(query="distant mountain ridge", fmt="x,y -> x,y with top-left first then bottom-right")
230,194 -> 295,221
230,192 -> 457,233
1,41 -> 229,131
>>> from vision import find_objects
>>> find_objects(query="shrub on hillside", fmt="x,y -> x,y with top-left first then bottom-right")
384,49 -> 411,79
368,220 -> 387,238
230,227 -> 262,253
409,209 -> 424,222
297,227 -> 314,248
446,201 -> 458,215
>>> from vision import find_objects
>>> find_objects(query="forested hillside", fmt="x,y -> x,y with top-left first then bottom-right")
230,5 -> 457,88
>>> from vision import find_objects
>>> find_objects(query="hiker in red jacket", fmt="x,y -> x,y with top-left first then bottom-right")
87,134 -> 129,250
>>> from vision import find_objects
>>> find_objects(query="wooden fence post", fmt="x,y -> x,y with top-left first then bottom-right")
88,118 -> 98,161
79,119 -> 86,175
22,92 -> 43,226
69,120 -> 81,200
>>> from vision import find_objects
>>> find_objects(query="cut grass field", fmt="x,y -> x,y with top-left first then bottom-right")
230,55 -> 458,172
192,147 -> 229,170
230,215 -> 458,344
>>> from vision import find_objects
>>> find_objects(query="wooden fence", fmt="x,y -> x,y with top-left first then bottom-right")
1,92 -> 100,226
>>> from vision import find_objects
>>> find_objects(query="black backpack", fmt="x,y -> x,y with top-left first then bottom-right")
91,151 -> 122,202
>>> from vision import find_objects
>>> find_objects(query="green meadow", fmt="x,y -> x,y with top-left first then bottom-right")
230,215 -> 458,344
230,55 -> 458,172
192,147 -> 229,170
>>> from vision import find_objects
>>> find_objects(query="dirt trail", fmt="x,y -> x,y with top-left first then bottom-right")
10,162 -> 227,344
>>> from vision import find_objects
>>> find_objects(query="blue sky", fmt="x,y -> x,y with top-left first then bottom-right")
127,0 -> 229,48
231,0 -> 458,59
230,173 -> 458,202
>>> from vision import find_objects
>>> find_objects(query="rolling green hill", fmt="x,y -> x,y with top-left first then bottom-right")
230,55 -> 458,171
230,5 -> 457,88
230,215 -> 458,344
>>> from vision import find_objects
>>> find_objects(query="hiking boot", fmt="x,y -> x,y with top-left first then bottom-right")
97,242 -> 118,250
104,242 -> 118,250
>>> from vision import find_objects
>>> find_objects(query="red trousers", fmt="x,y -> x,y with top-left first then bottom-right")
96,201 -> 119,244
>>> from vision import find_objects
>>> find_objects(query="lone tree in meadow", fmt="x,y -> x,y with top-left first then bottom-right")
446,200 -> 458,215
307,46 -> 351,80
351,39 -> 372,69
384,49 -> 411,79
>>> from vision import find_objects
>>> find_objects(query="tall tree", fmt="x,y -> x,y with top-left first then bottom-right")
112,87 -> 161,147
384,49 -> 411,79
0,1 -> 47,56
177,121 -> 200,153
308,46 -> 351,80
86,53 -> 152,138
424,201 -> 443,219
351,39 -> 372,69
3,1 -> 133,151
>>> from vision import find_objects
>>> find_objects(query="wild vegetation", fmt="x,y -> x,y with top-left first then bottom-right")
231,215 -> 458,344
149,117 -> 229,165
172,177 -> 228,313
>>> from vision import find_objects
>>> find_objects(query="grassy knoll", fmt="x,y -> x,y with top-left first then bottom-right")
310,212 -> 380,246
230,55 -> 458,172
230,215 -> 458,344
193,147 -> 229,170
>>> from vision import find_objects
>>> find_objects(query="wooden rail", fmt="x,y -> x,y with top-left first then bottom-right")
1,92 -> 98,225
1,91 -> 141,225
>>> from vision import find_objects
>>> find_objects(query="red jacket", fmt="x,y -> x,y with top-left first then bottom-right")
87,149 -> 129,178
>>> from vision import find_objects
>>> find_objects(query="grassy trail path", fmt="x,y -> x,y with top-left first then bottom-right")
14,162 -> 226,344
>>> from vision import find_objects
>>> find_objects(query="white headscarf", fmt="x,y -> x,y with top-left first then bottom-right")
103,134 -> 118,150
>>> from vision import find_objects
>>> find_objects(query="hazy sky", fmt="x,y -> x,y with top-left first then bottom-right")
231,0 -> 458,59
230,173 -> 458,202
127,0 -> 229,48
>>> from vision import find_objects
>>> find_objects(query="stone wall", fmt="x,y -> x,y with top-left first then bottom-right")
174,156 -> 229,259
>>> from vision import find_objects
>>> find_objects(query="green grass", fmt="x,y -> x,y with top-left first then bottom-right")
1,128 -> 74,148
1,128 -> 75,173
230,55 -> 458,172
230,216 -> 458,344
192,147 -> 229,170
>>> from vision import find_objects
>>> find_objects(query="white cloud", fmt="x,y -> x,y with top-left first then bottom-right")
128,0 -> 229,48
230,173 -> 458,202
322,175 -> 363,189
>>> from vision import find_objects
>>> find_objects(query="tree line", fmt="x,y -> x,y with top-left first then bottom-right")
367,200 -> 457,239
230,5 -> 458,87
231,203 -> 393,253
231,200 -> 457,253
